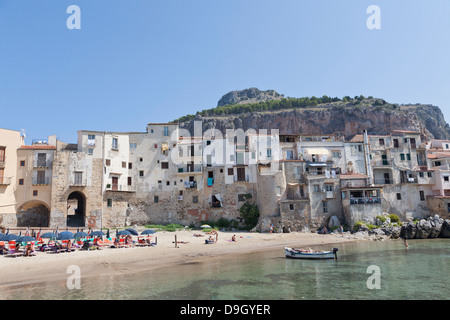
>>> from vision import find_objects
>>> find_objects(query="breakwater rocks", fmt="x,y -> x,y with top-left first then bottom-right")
348,215 -> 450,241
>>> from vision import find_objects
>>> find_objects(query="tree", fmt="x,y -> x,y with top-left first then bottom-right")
239,201 -> 259,230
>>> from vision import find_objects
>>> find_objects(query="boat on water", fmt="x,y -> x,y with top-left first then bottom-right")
284,247 -> 338,259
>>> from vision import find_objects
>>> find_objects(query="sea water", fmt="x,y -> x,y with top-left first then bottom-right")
1,239 -> 449,300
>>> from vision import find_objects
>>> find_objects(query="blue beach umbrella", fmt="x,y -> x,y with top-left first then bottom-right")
57,233 -> 75,240
41,232 -> 58,239
74,231 -> 88,239
141,229 -> 156,235
89,231 -> 105,237
17,235 -> 35,243
117,230 -> 132,236
59,231 -> 74,237
0,234 -> 19,241
125,228 -> 139,236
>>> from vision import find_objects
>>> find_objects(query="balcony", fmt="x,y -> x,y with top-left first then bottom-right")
349,197 -> 381,205
184,180 -> 197,189
32,177 -> 50,185
234,175 -> 250,183
373,178 -> 394,185
372,160 -> 393,167
0,156 -> 5,167
69,177 -> 87,187
177,164 -> 203,174
0,177 -> 11,185
34,160 -> 52,168
105,184 -> 136,192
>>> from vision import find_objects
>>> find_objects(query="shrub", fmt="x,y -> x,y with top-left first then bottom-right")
239,201 -> 260,230
388,214 -> 400,223
376,215 -> 386,223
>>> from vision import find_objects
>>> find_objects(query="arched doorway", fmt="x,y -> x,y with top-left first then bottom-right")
16,201 -> 50,227
67,191 -> 86,227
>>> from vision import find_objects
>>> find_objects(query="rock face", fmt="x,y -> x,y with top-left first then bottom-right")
440,220 -> 450,238
217,88 -> 284,107
400,215 -> 447,239
180,103 -> 450,141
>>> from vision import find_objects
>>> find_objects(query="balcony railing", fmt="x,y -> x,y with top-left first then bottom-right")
0,177 -> 11,185
106,184 -> 136,192
177,165 -> 203,173
373,178 -> 394,185
372,160 -> 393,166
34,160 -> 52,168
69,178 -> 87,187
32,177 -> 50,185
349,197 -> 381,205
234,175 -> 250,183
184,181 -> 197,189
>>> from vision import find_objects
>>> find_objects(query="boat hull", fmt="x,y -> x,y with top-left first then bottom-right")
284,247 -> 337,259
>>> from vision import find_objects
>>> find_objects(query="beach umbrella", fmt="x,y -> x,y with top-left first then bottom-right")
17,235 -> 35,243
201,225 -> 212,229
0,234 -> 19,241
41,232 -> 58,239
57,233 -> 75,240
89,231 -> 105,237
125,228 -> 139,236
0,233 -> 5,238
140,229 -> 155,235
59,231 -> 74,237
74,231 -> 88,239
117,230 -> 132,236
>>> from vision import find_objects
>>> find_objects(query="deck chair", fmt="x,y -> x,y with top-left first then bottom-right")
4,244 -> 23,258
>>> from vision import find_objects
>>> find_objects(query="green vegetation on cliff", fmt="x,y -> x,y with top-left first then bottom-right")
171,95 -> 392,123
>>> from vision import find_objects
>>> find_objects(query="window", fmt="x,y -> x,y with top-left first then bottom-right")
163,126 -> 169,136
400,154 -> 405,161
106,159 -> 111,166
139,157 -> 143,162
419,172 -> 424,178
128,163 -> 132,169
154,196 -> 159,203
448,203 -> 450,213
323,201 -> 328,213
332,151 -> 340,158
393,139 -> 399,148
300,186 -> 304,198
267,148 -> 272,157
396,193 -> 402,200
88,134 -> 95,140
341,191 -> 347,199
107,199 -> 113,207
88,149 -> 93,155
325,184 -> 333,192
139,171 -> 144,177
358,145 -> 363,152
313,185 -> 320,192
419,191 -> 425,201
379,139 -> 385,146
446,144 -> 449,149
228,168 -> 234,176
444,176 -> 449,182
127,177 -> 132,186
130,143 -> 137,149
427,172 -> 432,178
122,162 -> 126,168
161,162 -> 169,169
112,138 -> 118,149
434,161 -> 442,167
20,160 -> 25,166
74,172 -> 83,185
33,190 -> 38,196
166,181 -> 170,186
238,194 -> 246,202
406,154 -> 411,161
289,204 -> 294,211
193,196 -> 198,203
19,179 -> 24,185
276,186 -> 281,196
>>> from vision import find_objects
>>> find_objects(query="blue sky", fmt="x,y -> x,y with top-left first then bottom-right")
1,0 -> 450,143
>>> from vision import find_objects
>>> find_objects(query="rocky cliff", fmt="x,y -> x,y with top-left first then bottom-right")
217,88 -> 284,107
177,90 -> 450,141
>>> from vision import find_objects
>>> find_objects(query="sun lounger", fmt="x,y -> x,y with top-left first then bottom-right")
4,244 -> 23,258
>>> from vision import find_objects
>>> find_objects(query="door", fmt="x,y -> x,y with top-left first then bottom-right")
384,173 -> 390,184
237,167 -> 246,182
0,168 -> 4,184
0,147 -> 5,162
37,170 -> 46,184
112,177 -> 119,190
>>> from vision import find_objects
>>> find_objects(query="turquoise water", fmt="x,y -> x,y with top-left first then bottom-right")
1,239 -> 449,300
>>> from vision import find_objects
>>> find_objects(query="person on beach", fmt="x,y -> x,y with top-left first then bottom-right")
24,243 -> 33,256
340,225 -> 344,236
270,224 -> 274,234
231,235 -> 237,242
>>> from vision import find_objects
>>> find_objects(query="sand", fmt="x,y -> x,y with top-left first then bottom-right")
0,230 -> 364,288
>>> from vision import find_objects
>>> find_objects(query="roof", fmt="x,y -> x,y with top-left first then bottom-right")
349,135 -> 364,143
19,145 -> 56,150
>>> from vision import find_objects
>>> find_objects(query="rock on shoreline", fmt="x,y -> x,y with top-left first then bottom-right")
400,215 -> 450,239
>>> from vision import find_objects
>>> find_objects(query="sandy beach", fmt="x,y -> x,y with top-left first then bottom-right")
0,230 -> 364,288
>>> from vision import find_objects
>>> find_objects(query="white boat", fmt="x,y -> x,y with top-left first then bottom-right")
284,247 -> 338,259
